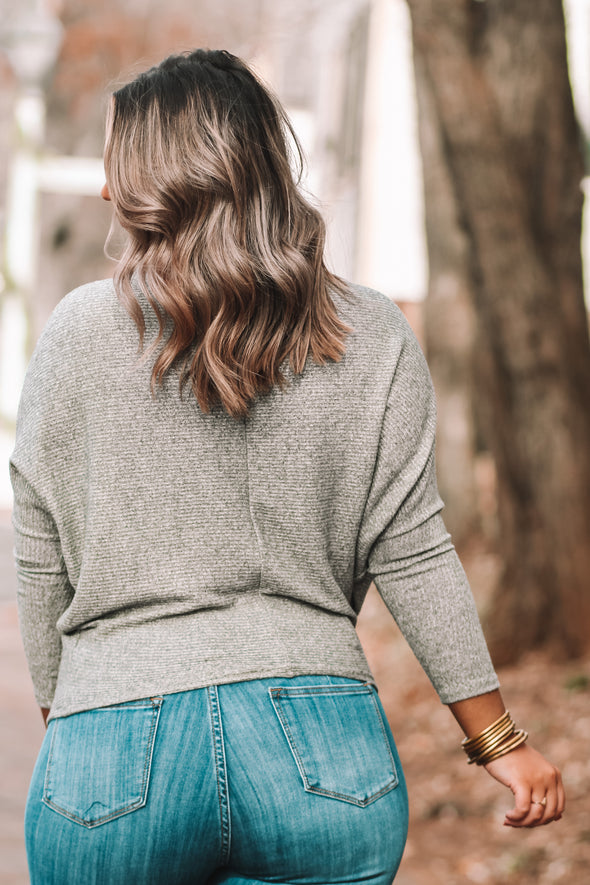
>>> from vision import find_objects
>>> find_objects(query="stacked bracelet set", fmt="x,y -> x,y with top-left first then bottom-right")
461,710 -> 528,766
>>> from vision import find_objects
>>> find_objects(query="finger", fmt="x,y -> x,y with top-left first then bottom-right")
506,786 -> 549,828
536,770 -> 565,826
516,805 -> 546,828
556,770 -> 566,817
530,794 -> 554,827
504,783 -> 532,824
525,777 -> 565,827
525,788 -> 554,827
537,784 -> 558,824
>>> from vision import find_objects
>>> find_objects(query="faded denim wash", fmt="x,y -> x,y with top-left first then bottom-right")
25,676 -> 408,884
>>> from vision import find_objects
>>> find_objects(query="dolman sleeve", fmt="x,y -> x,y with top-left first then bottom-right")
10,468 -> 73,708
9,313 -> 76,710
359,327 -> 500,704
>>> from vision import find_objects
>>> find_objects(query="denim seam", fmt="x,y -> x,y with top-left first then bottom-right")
269,689 -> 310,791
42,697 -> 163,828
269,685 -> 398,808
207,685 -> 231,865
367,688 -> 398,777
272,684 -> 372,699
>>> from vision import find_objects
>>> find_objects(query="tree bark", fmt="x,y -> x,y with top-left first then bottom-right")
406,0 -> 590,661
411,44 -> 481,547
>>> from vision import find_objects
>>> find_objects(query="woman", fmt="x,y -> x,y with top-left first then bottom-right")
10,49 -> 563,885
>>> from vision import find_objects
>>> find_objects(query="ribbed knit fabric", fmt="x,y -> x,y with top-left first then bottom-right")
10,279 -> 499,719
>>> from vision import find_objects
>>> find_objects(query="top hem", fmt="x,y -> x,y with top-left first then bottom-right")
46,661 -> 377,721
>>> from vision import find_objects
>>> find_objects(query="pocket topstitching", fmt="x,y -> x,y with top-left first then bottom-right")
42,696 -> 162,828
269,682 -> 398,807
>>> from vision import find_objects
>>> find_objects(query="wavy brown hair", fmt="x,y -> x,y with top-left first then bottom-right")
104,49 -> 350,417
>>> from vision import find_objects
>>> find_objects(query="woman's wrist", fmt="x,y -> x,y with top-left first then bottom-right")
447,688 -> 507,738
461,710 -> 528,765
447,691 -> 529,765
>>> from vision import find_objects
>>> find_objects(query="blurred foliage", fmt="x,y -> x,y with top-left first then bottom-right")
563,673 -> 590,693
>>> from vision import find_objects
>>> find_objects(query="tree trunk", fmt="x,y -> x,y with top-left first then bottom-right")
411,45 -> 481,548
406,0 -> 590,662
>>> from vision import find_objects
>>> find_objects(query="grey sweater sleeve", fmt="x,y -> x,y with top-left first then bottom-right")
360,331 -> 499,704
10,466 -> 73,708
9,302 -> 78,709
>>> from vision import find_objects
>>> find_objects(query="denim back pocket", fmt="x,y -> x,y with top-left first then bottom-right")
42,697 -> 163,828
269,682 -> 398,807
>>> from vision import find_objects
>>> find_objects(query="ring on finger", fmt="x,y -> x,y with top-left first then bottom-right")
532,796 -> 547,807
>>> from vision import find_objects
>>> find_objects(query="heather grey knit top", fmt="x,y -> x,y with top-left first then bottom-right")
10,279 -> 499,719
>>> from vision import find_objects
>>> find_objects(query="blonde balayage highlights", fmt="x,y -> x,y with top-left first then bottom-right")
104,49 -> 350,417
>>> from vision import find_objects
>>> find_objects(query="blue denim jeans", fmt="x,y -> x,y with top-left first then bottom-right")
25,676 -> 408,884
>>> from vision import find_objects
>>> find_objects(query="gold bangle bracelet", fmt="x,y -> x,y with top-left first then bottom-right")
460,711 -> 528,766
462,711 -> 512,753
475,730 -> 529,766
465,730 -> 516,763
462,720 -> 515,757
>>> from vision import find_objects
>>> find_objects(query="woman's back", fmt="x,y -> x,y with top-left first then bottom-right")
11,276 -> 497,720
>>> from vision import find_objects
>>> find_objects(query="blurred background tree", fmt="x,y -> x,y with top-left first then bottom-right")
407,0 -> 590,662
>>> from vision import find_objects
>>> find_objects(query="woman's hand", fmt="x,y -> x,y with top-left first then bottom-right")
447,690 -> 565,828
484,743 -> 565,827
